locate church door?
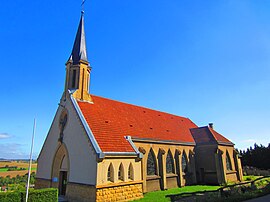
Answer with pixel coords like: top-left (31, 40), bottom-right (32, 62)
top-left (59, 171), bottom-right (67, 196)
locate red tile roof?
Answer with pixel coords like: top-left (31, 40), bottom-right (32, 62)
top-left (77, 95), bottom-right (197, 152)
top-left (209, 127), bottom-right (233, 144)
top-left (190, 126), bottom-right (233, 145)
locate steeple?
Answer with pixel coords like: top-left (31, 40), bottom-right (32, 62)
top-left (65, 11), bottom-right (92, 103)
top-left (69, 12), bottom-right (88, 65)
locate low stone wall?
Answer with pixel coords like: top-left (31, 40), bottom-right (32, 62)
top-left (226, 171), bottom-right (238, 183)
top-left (146, 176), bottom-right (161, 192)
top-left (36, 179), bottom-right (143, 202)
top-left (243, 166), bottom-right (270, 176)
top-left (66, 182), bottom-right (96, 202)
top-left (167, 175), bottom-right (178, 189)
top-left (35, 178), bottom-right (51, 189)
top-left (96, 182), bottom-right (143, 202)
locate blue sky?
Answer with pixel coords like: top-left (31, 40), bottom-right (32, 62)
top-left (0, 0), bottom-right (269, 159)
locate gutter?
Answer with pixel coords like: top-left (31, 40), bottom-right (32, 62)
top-left (131, 137), bottom-right (196, 146)
top-left (125, 136), bottom-right (143, 159)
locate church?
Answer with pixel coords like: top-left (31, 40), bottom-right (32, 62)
top-left (35, 11), bottom-right (243, 202)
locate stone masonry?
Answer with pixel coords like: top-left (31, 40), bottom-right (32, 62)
top-left (96, 183), bottom-right (143, 202)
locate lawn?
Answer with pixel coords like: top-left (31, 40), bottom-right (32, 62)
top-left (133, 185), bottom-right (220, 202)
top-left (243, 175), bottom-right (261, 181)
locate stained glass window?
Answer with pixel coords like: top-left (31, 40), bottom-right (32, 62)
top-left (147, 149), bottom-right (157, 175)
top-left (182, 152), bottom-right (188, 174)
top-left (166, 151), bottom-right (174, 174)
top-left (226, 152), bottom-right (232, 171)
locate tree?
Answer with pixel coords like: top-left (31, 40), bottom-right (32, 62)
top-left (240, 143), bottom-right (270, 170)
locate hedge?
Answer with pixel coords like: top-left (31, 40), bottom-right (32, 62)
top-left (21, 188), bottom-right (58, 202)
top-left (0, 188), bottom-right (58, 202)
top-left (0, 191), bottom-right (20, 202)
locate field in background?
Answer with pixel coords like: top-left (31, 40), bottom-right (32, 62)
top-left (0, 161), bottom-right (37, 177)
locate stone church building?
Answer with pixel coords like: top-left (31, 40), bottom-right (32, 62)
top-left (36, 12), bottom-right (243, 202)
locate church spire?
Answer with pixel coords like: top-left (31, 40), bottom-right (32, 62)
top-left (65, 9), bottom-right (92, 103)
top-left (69, 11), bottom-right (88, 64)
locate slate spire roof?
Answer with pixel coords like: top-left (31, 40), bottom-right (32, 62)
top-left (69, 12), bottom-right (88, 64)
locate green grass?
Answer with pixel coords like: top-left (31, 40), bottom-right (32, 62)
top-left (243, 175), bottom-right (261, 181)
top-left (0, 167), bottom-right (36, 172)
top-left (133, 185), bottom-right (220, 202)
top-left (133, 177), bottom-right (270, 202)
top-left (0, 168), bottom-right (9, 172)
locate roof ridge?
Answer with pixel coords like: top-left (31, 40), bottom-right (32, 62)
top-left (208, 127), bottom-right (217, 141)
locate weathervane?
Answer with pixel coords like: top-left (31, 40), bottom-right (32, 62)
top-left (81, 0), bottom-right (86, 14)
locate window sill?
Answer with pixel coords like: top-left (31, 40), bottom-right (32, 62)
top-left (226, 170), bottom-right (237, 174)
top-left (146, 175), bottom-right (161, 180)
top-left (166, 173), bottom-right (178, 178)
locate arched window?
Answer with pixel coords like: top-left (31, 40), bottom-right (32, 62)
top-left (226, 152), bottom-right (232, 171)
top-left (128, 163), bottom-right (134, 180)
top-left (182, 151), bottom-right (188, 174)
top-left (118, 163), bottom-right (124, 181)
top-left (166, 150), bottom-right (175, 174)
top-left (71, 69), bottom-right (77, 88)
top-left (107, 163), bottom-right (114, 182)
top-left (147, 149), bottom-right (157, 175)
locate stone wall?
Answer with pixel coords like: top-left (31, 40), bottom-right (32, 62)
top-left (203, 172), bottom-right (218, 184)
top-left (66, 182), bottom-right (96, 202)
top-left (226, 171), bottom-right (238, 182)
top-left (35, 178), bottom-right (51, 189)
top-left (134, 141), bottom-right (196, 192)
top-left (166, 175), bottom-right (178, 189)
top-left (96, 183), bottom-right (143, 202)
top-left (146, 177), bottom-right (161, 192)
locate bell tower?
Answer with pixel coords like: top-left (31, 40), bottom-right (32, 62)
top-left (65, 11), bottom-right (92, 102)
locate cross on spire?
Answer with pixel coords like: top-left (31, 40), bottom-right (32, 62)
top-left (81, 0), bottom-right (86, 14)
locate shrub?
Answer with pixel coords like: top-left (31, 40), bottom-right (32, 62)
top-left (0, 188), bottom-right (58, 202)
top-left (0, 191), bottom-right (20, 202)
top-left (21, 188), bottom-right (58, 202)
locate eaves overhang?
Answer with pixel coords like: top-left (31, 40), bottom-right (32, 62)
top-left (102, 152), bottom-right (138, 157)
top-left (131, 137), bottom-right (196, 146)
top-left (217, 141), bottom-right (235, 146)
